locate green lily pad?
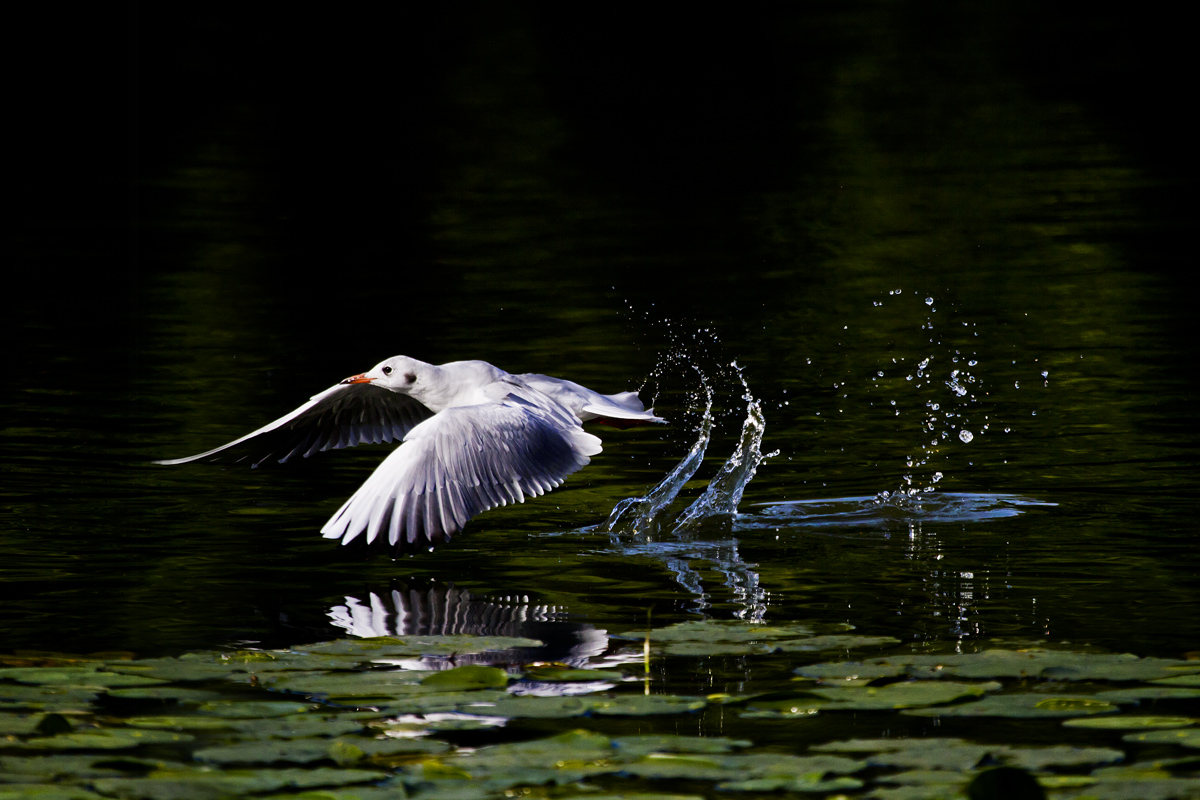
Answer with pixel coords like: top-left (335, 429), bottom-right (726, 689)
top-left (809, 680), bottom-right (993, 709)
top-left (1151, 674), bottom-right (1200, 687)
top-left (194, 740), bottom-right (335, 765)
top-left (1003, 745), bottom-right (1125, 770)
top-left (481, 694), bottom-right (600, 718)
top-left (522, 666), bottom-right (627, 682)
top-left (740, 691), bottom-right (826, 716)
top-left (903, 693), bottom-right (1119, 718)
top-left (775, 634), bottom-right (901, 652)
top-left (813, 737), bottom-right (975, 754)
top-left (0, 784), bottom-right (107, 799)
top-left (104, 661), bottom-right (251, 682)
top-left (104, 687), bottom-right (230, 702)
top-left (1093, 686), bottom-right (1200, 703)
top-left (636, 620), bottom-right (816, 643)
top-left (716, 775), bottom-right (864, 792)
top-left (0, 754), bottom-right (184, 780)
top-left (0, 667), bottom-right (165, 688)
top-left (420, 665), bottom-right (509, 690)
top-left (591, 694), bottom-right (706, 716)
top-left (1122, 728), bottom-right (1200, 748)
top-left (193, 700), bottom-right (318, 718)
top-left (0, 684), bottom-right (100, 710)
top-left (224, 715), bottom-right (369, 740)
top-left (867, 741), bottom-right (1005, 771)
top-left (792, 661), bottom-right (912, 683)
top-left (1063, 715), bottom-right (1195, 730)
top-left (844, 649), bottom-right (1200, 682)
top-left (14, 729), bottom-right (194, 751)
top-left (122, 715), bottom-right (241, 731)
top-left (611, 735), bottom-right (752, 756)
top-left (91, 766), bottom-right (387, 799)
top-left (257, 670), bottom-right (430, 697)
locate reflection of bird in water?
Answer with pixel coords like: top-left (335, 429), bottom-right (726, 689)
top-left (328, 582), bottom-right (609, 668)
top-left (158, 355), bottom-right (663, 552)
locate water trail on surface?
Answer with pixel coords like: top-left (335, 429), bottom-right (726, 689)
top-left (673, 362), bottom-right (776, 531)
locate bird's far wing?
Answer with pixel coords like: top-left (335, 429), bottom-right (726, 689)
top-left (155, 383), bottom-right (436, 467)
top-left (320, 391), bottom-right (603, 552)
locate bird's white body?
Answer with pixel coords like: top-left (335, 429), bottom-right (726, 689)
top-left (157, 356), bottom-right (663, 552)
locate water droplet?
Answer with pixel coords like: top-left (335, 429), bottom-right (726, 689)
top-left (877, 370), bottom-right (884, 377)
top-left (969, 360), bottom-right (977, 366)
top-left (1014, 381), bottom-right (1020, 388)
top-left (959, 430), bottom-right (974, 443)
top-left (925, 297), bottom-right (934, 305)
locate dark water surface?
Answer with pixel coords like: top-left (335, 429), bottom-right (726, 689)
top-left (6, 2), bottom-right (1198, 792)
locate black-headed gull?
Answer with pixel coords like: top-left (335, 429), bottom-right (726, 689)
top-left (157, 356), bottom-right (664, 551)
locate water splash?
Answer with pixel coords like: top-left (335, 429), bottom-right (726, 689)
top-left (673, 363), bottom-right (776, 531)
top-left (601, 371), bottom-right (713, 534)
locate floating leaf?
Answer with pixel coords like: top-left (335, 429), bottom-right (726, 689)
top-left (193, 700), bottom-right (318, 718)
top-left (1063, 715), bottom-right (1195, 730)
top-left (522, 666), bottom-right (627, 682)
top-left (91, 766), bottom-right (386, 799)
top-left (611, 735), bottom-right (751, 756)
top-left (14, 729), bottom-right (194, 751)
top-left (420, 665), bottom-right (509, 690)
top-left (104, 687), bottom-right (229, 702)
top-left (0, 667), bottom-right (161, 688)
top-left (591, 694), bottom-right (706, 716)
top-left (775, 634), bottom-right (901, 652)
top-left (904, 693), bottom-right (1119, 718)
top-left (716, 775), bottom-right (864, 792)
top-left (867, 741), bottom-right (1004, 771)
top-left (1093, 686), bottom-right (1200, 703)
top-left (482, 694), bottom-right (599, 718)
top-left (0, 784), bottom-right (107, 799)
top-left (1151, 674), bottom-right (1200, 687)
top-left (1002, 745), bottom-right (1124, 770)
top-left (809, 680), bottom-right (992, 710)
top-left (1122, 728), bottom-right (1200, 748)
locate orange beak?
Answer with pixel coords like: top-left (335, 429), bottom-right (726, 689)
top-left (340, 372), bottom-right (373, 385)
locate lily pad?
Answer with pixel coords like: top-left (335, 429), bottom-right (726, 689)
top-left (0, 784), bottom-right (107, 799)
top-left (809, 680), bottom-right (993, 710)
top-left (0, 667), bottom-right (165, 688)
top-left (1151, 674), bottom-right (1200, 687)
top-left (1122, 728), bottom-right (1200, 748)
top-left (844, 649), bottom-right (1200, 682)
top-left (13, 729), bottom-right (194, 751)
top-left (590, 694), bottom-right (706, 716)
top-left (481, 694), bottom-right (600, 718)
top-left (193, 700), bottom-right (318, 718)
top-left (522, 666), bottom-right (627, 682)
top-left (104, 687), bottom-right (230, 702)
top-left (1093, 686), bottom-right (1200, 703)
top-left (1003, 745), bottom-right (1125, 770)
top-left (903, 693), bottom-right (1119, 718)
top-left (420, 665), bottom-right (509, 690)
top-left (611, 735), bottom-right (752, 756)
top-left (91, 766), bottom-right (387, 799)
top-left (1063, 715), bottom-right (1195, 730)
top-left (293, 635), bottom-right (543, 658)
top-left (775, 634), bottom-right (901, 652)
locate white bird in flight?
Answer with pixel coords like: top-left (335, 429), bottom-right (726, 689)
top-left (157, 356), bottom-right (664, 552)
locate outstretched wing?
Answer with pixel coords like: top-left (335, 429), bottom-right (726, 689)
top-left (155, 383), bottom-right (435, 467)
top-left (320, 389), bottom-right (603, 552)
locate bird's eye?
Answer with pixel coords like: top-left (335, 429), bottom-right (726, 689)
top-left (381, 366), bottom-right (393, 375)
top-left (405, 372), bottom-right (417, 383)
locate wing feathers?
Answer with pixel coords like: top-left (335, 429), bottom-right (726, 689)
top-left (155, 383), bottom-right (435, 467)
top-left (321, 392), bottom-right (599, 553)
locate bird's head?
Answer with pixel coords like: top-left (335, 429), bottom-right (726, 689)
top-left (341, 355), bottom-right (427, 393)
